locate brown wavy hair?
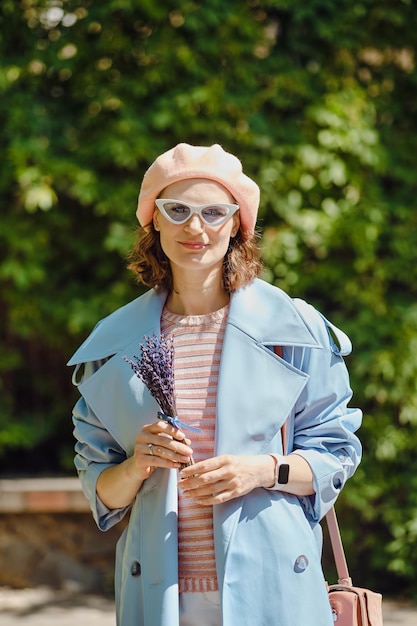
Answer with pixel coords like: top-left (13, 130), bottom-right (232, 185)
top-left (127, 224), bottom-right (264, 293)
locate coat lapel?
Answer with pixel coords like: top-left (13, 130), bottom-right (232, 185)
top-left (215, 279), bottom-right (319, 456)
top-left (68, 288), bottom-right (168, 454)
top-left (215, 323), bottom-right (309, 455)
top-left (67, 288), bottom-right (167, 366)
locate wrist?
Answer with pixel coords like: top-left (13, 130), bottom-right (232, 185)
top-left (263, 454), bottom-right (277, 488)
top-left (125, 455), bottom-right (148, 485)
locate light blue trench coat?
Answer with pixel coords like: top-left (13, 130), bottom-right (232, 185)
top-left (68, 278), bottom-right (362, 626)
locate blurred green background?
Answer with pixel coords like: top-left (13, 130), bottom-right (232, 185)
top-left (1, 0), bottom-right (417, 599)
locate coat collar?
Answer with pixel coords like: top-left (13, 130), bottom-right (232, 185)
top-left (67, 279), bottom-right (320, 366)
top-left (67, 288), bottom-right (167, 365)
top-left (228, 278), bottom-right (320, 348)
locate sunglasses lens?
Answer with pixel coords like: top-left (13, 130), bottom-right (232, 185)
top-left (162, 202), bottom-right (191, 223)
top-left (201, 206), bottom-right (231, 224)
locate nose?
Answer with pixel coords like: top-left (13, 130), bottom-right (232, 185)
top-left (184, 213), bottom-right (204, 232)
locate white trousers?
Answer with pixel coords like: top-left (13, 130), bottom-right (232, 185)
top-left (179, 591), bottom-right (222, 626)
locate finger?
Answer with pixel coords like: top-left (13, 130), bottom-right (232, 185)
top-left (150, 443), bottom-right (192, 465)
top-left (179, 470), bottom-right (228, 495)
top-left (194, 490), bottom-right (236, 505)
top-left (154, 419), bottom-right (189, 442)
top-left (143, 439), bottom-right (193, 464)
top-left (182, 453), bottom-right (235, 476)
top-left (136, 429), bottom-right (193, 457)
top-left (181, 482), bottom-right (237, 505)
top-left (154, 436), bottom-right (193, 459)
top-left (138, 445), bottom-right (182, 471)
top-left (142, 421), bottom-right (191, 444)
top-left (156, 418), bottom-right (190, 442)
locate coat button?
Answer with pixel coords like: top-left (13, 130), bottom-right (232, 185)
top-left (294, 554), bottom-right (309, 573)
top-left (131, 561), bottom-right (141, 577)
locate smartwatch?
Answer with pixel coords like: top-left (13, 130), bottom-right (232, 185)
top-left (277, 462), bottom-right (290, 485)
top-left (267, 454), bottom-right (290, 489)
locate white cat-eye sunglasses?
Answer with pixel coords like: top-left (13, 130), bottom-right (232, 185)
top-left (155, 199), bottom-right (239, 226)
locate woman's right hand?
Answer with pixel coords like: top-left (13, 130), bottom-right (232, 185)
top-left (128, 419), bottom-right (193, 482)
top-left (96, 418), bottom-right (193, 510)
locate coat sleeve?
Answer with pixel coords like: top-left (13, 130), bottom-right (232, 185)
top-left (290, 301), bottom-right (362, 523)
top-left (72, 360), bottom-right (132, 531)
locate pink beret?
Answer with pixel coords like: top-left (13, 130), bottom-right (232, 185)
top-left (136, 143), bottom-right (260, 237)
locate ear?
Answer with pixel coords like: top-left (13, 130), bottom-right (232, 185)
top-left (153, 210), bottom-right (160, 231)
top-left (231, 212), bottom-right (240, 238)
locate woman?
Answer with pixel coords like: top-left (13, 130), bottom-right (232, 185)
top-left (69, 143), bottom-right (362, 626)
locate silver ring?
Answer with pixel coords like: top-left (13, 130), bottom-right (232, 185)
top-left (148, 443), bottom-right (155, 456)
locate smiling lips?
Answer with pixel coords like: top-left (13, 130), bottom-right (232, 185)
top-left (179, 241), bottom-right (208, 250)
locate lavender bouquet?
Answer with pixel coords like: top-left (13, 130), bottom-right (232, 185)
top-left (124, 333), bottom-right (200, 468)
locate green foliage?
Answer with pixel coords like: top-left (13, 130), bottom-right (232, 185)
top-left (1, 0), bottom-right (417, 597)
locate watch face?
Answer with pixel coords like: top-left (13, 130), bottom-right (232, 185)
top-left (278, 463), bottom-right (290, 484)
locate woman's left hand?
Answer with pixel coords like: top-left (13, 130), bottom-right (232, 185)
top-left (178, 454), bottom-right (275, 505)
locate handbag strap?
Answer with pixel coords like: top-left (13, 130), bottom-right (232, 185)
top-left (274, 345), bottom-right (352, 586)
top-left (325, 505), bottom-right (352, 585)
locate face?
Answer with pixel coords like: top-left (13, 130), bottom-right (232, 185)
top-left (153, 179), bottom-right (240, 281)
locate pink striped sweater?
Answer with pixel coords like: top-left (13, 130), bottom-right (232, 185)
top-left (161, 304), bottom-right (229, 593)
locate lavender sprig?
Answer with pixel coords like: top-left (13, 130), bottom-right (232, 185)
top-left (124, 333), bottom-right (176, 417)
top-left (124, 333), bottom-right (200, 468)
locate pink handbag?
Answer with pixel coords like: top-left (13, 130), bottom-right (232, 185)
top-left (326, 506), bottom-right (383, 625)
top-left (275, 347), bottom-right (383, 625)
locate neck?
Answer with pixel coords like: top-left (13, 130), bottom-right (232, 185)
top-left (166, 270), bottom-right (229, 316)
